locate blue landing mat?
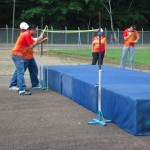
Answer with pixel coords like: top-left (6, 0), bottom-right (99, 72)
top-left (42, 65), bottom-right (150, 136)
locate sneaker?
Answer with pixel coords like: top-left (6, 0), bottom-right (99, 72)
top-left (9, 86), bottom-right (19, 91)
top-left (32, 84), bottom-right (46, 90)
top-left (19, 90), bottom-right (32, 95)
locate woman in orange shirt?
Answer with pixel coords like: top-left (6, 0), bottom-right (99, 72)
top-left (91, 28), bottom-right (107, 65)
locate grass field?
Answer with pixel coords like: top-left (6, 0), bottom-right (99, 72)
top-left (49, 48), bottom-right (150, 66)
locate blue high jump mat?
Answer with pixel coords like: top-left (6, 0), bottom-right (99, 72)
top-left (42, 65), bottom-right (150, 136)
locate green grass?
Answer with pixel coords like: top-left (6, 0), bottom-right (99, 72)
top-left (50, 49), bottom-right (91, 57)
top-left (107, 49), bottom-right (150, 65)
top-left (49, 49), bottom-right (150, 66)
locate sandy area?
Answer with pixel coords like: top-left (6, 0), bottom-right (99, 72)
top-left (0, 49), bottom-right (87, 76)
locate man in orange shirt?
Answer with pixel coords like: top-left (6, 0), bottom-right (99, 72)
top-left (23, 26), bottom-right (46, 90)
top-left (91, 28), bottom-right (107, 65)
top-left (9, 23), bottom-right (47, 95)
top-left (120, 25), bottom-right (140, 70)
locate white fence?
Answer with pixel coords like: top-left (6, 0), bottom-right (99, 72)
top-left (0, 27), bottom-right (150, 45)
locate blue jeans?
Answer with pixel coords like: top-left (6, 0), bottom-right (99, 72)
top-left (9, 55), bottom-right (26, 91)
top-left (120, 46), bottom-right (135, 70)
top-left (24, 58), bottom-right (39, 87)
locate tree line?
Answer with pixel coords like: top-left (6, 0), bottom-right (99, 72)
top-left (0, 0), bottom-right (150, 31)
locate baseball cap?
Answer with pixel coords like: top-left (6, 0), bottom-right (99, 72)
top-left (20, 22), bottom-right (29, 30)
top-left (131, 25), bottom-right (136, 30)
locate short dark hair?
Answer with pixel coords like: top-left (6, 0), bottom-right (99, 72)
top-left (28, 24), bottom-right (37, 30)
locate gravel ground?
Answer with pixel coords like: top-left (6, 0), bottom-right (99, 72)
top-left (0, 44), bottom-right (150, 150)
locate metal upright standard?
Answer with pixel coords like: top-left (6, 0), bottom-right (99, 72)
top-left (33, 25), bottom-right (48, 90)
top-left (88, 12), bottom-right (111, 126)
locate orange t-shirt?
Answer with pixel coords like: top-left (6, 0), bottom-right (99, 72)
top-left (22, 47), bottom-right (34, 59)
top-left (92, 36), bottom-right (107, 52)
top-left (11, 30), bottom-right (34, 59)
top-left (123, 29), bottom-right (140, 46)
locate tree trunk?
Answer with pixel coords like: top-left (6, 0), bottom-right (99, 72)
top-left (108, 0), bottom-right (117, 43)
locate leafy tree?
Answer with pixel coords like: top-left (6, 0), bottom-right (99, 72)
top-left (0, 0), bottom-right (150, 30)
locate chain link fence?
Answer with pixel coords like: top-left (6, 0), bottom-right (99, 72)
top-left (0, 27), bottom-right (150, 46)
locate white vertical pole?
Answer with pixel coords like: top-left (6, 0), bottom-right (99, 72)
top-left (78, 27), bottom-right (81, 45)
top-left (51, 26), bottom-right (53, 45)
top-left (65, 27), bottom-right (67, 45)
top-left (142, 28), bottom-right (143, 46)
top-left (37, 26), bottom-right (39, 52)
top-left (6, 25), bottom-right (8, 44)
top-left (40, 17), bottom-right (44, 86)
top-left (88, 12), bottom-right (111, 126)
top-left (117, 28), bottom-right (119, 45)
top-left (104, 28), bottom-right (107, 40)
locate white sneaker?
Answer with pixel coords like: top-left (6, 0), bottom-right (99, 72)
top-left (19, 90), bottom-right (32, 95)
top-left (32, 84), bottom-right (46, 90)
top-left (9, 86), bottom-right (19, 91)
